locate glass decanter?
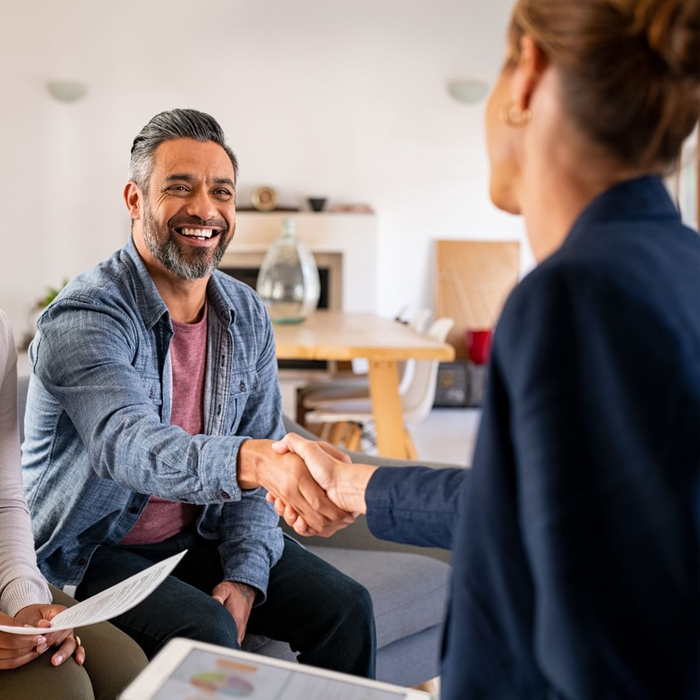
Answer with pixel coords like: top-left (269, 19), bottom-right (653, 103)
top-left (256, 218), bottom-right (321, 324)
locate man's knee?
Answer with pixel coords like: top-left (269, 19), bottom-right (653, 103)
top-left (347, 579), bottom-right (374, 618)
top-left (327, 576), bottom-right (375, 633)
top-left (294, 575), bottom-right (376, 676)
top-left (174, 595), bottom-right (239, 649)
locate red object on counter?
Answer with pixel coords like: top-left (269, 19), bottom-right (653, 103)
top-left (465, 329), bottom-right (493, 365)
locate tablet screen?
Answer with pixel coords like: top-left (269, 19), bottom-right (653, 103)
top-left (153, 648), bottom-right (407, 700)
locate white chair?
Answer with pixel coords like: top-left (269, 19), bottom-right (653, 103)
top-left (305, 317), bottom-right (455, 456)
top-left (296, 309), bottom-right (432, 422)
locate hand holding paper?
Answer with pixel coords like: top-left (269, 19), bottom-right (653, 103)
top-left (13, 603), bottom-right (84, 667)
top-left (0, 612), bottom-right (49, 670)
top-left (0, 550), bottom-right (187, 636)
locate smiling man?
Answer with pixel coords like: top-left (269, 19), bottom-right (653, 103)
top-left (21, 109), bottom-right (375, 677)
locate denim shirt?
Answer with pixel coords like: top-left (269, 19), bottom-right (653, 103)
top-left (22, 238), bottom-right (285, 598)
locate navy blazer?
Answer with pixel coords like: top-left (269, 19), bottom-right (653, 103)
top-left (366, 177), bottom-right (700, 699)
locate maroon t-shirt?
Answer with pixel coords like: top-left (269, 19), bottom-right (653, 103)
top-left (121, 305), bottom-right (208, 545)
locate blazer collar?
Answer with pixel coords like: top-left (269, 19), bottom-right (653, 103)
top-left (566, 176), bottom-right (681, 244)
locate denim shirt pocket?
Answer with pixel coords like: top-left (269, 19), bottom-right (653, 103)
top-left (228, 368), bottom-right (260, 433)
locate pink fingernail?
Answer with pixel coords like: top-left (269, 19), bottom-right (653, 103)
top-left (53, 654), bottom-right (64, 665)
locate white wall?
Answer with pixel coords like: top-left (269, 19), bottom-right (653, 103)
top-left (0, 0), bottom-right (528, 342)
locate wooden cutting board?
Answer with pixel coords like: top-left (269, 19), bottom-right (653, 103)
top-left (435, 240), bottom-right (520, 358)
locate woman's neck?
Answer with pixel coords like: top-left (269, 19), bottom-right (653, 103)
top-left (520, 142), bottom-right (646, 262)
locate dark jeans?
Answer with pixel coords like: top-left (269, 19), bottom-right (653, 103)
top-left (76, 531), bottom-right (376, 679)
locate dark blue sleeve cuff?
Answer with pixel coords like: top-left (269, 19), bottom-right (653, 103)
top-left (366, 466), bottom-right (468, 550)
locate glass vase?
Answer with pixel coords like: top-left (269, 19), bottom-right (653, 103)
top-left (256, 218), bottom-right (321, 324)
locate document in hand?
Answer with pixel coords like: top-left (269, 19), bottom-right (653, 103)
top-left (0, 550), bottom-right (187, 635)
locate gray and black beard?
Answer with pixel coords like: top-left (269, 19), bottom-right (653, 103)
top-left (142, 204), bottom-right (232, 280)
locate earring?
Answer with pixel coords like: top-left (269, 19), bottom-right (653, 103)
top-left (499, 101), bottom-right (532, 127)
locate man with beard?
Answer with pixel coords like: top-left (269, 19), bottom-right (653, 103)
top-left (21, 109), bottom-right (376, 677)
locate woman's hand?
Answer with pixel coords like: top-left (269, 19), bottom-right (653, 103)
top-left (13, 604), bottom-right (85, 667)
top-left (0, 612), bottom-right (48, 670)
top-left (268, 434), bottom-right (374, 528)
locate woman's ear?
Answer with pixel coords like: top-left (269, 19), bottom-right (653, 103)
top-left (511, 34), bottom-right (549, 113)
top-left (123, 181), bottom-right (143, 220)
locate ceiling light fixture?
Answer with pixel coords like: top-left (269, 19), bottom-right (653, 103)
top-left (447, 80), bottom-right (490, 105)
top-left (46, 80), bottom-right (88, 103)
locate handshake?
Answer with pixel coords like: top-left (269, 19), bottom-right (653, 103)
top-left (238, 434), bottom-right (377, 537)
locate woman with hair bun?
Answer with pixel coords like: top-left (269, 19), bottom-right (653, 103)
top-left (271, 0), bottom-right (700, 697)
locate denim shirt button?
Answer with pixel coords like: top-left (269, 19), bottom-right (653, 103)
top-left (78, 558), bottom-right (87, 566)
top-left (128, 506), bottom-right (139, 514)
top-left (239, 382), bottom-right (246, 392)
top-left (221, 491), bottom-right (231, 500)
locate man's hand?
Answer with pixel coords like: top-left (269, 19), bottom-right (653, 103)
top-left (237, 439), bottom-right (356, 535)
top-left (266, 434), bottom-right (377, 536)
top-left (13, 604), bottom-right (85, 667)
top-left (211, 582), bottom-right (257, 646)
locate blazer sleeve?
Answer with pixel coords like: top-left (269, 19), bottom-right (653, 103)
top-left (365, 466), bottom-right (469, 549)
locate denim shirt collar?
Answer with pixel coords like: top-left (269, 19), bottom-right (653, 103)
top-left (121, 236), bottom-right (237, 330)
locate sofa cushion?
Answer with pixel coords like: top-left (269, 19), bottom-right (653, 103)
top-left (307, 546), bottom-right (450, 649)
top-left (236, 544), bottom-right (452, 659)
top-left (255, 545), bottom-right (450, 681)
top-left (376, 624), bottom-right (443, 687)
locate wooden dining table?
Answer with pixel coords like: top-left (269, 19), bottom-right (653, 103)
top-left (273, 310), bottom-right (455, 459)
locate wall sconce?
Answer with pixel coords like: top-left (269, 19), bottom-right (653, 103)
top-left (46, 80), bottom-right (88, 103)
top-left (447, 80), bottom-right (490, 105)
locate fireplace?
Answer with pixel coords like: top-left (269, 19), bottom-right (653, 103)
top-left (219, 251), bottom-right (343, 370)
top-left (221, 267), bottom-right (332, 311)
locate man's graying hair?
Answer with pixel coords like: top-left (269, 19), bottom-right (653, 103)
top-left (128, 109), bottom-right (239, 191)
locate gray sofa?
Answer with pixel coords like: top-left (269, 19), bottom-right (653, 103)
top-left (17, 377), bottom-right (455, 687)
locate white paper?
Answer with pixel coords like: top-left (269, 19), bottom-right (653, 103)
top-left (0, 550), bottom-right (187, 635)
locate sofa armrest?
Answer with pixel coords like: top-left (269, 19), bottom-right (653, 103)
top-left (281, 415), bottom-right (461, 563)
